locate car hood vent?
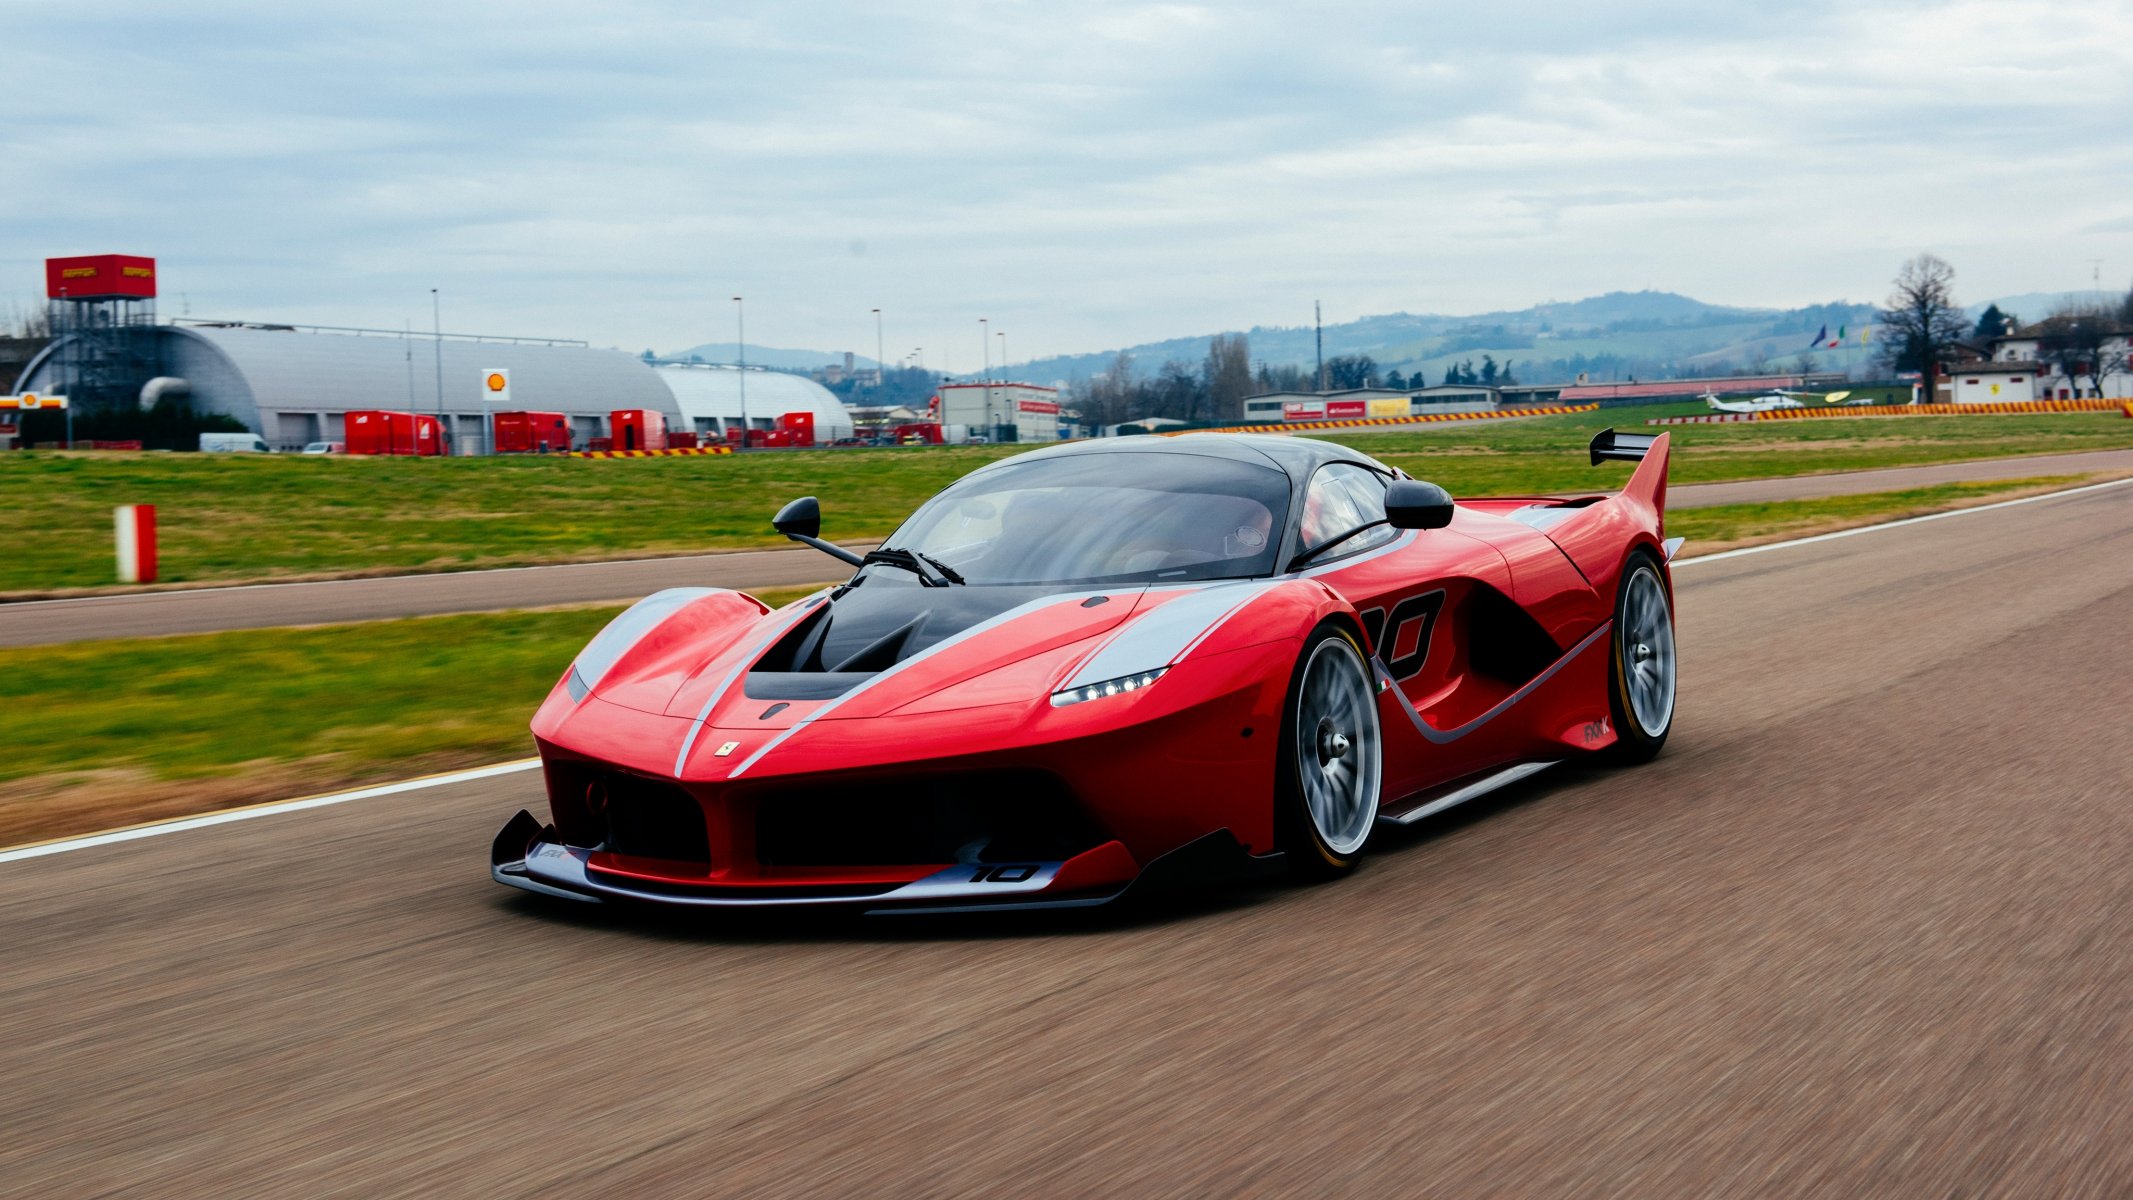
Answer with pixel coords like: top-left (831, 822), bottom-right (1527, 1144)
top-left (743, 583), bottom-right (1070, 700)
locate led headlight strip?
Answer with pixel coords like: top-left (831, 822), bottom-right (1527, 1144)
top-left (1051, 667), bottom-right (1168, 706)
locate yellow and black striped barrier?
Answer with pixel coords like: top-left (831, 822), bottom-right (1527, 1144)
top-left (1648, 397), bottom-right (2128, 426)
top-left (569, 445), bottom-right (736, 459)
top-left (1174, 404), bottom-right (1600, 437)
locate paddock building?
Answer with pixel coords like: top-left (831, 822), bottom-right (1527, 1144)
top-left (14, 321), bottom-right (853, 451)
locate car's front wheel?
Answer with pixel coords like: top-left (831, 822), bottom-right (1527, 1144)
top-left (1278, 624), bottom-right (1383, 876)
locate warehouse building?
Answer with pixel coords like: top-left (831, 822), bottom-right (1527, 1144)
top-left (654, 362), bottom-right (854, 442)
top-left (16, 323), bottom-right (853, 451)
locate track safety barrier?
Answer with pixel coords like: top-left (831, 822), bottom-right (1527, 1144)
top-left (115, 504), bottom-right (157, 584)
top-left (568, 446), bottom-right (737, 459)
top-left (1647, 398), bottom-right (2129, 426)
top-left (1175, 404), bottom-right (1600, 437)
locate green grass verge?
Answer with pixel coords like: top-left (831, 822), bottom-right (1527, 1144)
top-left (6, 402), bottom-right (2131, 593)
top-left (1666, 475), bottom-right (2090, 549)
top-left (3, 474), bottom-right (2104, 848)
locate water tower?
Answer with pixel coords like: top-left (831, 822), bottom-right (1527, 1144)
top-left (45, 255), bottom-right (160, 413)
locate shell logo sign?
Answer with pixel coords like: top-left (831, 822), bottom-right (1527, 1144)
top-left (1, 392), bottom-right (70, 410)
top-left (482, 369), bottom-right (510, 405)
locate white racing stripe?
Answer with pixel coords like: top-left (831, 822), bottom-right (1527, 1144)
top-left (6, 474), bottom-right (2128, 865)
top-left (0, 760), bottom-right (540, 865)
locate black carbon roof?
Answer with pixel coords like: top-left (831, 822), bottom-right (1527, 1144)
top-left (988, 432), bottom-right (1391, 482)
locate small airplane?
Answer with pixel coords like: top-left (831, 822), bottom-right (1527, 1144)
top-left (1701, 388), bottom-right (1869, 414)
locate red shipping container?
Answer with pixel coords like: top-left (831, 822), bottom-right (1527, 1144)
top-left (610, 409), bottom-right (667, 452)
top-left (777, 411), bottom-right (816, 448)
top-left (665, 431), bottom-right (698, 450)
top-left (493, 410), bottom-right (571, 454)
top-left (346, 410), bottom-right (446, 456)
top-left (587, 436), bottom-right (613, 452)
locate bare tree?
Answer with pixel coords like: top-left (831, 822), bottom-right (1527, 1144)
top-left (1876, 254), bottom-right (1968, 394)
top-left (2032, 303), bottom-right (2119, 397)
top-left (1202, 333), bottom-right (1252, 421)
top-left (1069, 351), bottom-right (1137, 429)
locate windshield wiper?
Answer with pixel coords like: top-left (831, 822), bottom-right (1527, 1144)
top-left (860, 546), bottom-right (962, 587)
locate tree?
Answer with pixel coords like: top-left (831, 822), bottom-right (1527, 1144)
top-left (1069, 351), bottom-right (1137, 429)
top-left (1972, 303), bottom-right (2016, 342)
top-left (1876, 254), bottom-right (1968, 390)
top-left (1323, 354), bottom-right (1377, 389)
top-left (1384, 369), bottom-right (1407, 390)
top-left (2033, 304), bottom-right (2118, 397)
top-left (2120, 283), bottom-right (2133, 325)
top-left (1202, 333), bottom-right (1253, 421)
top-left (1479, 355), bottom-right (1498, 386)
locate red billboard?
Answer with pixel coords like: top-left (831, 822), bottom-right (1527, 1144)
top-left (1326, 400), bottom-right (1367, 419)
top-left (1017, 399), bottom-right (1061, 415)
top-left (1282, 400), bottom-right (1325, 422)
top-left (46, 255), bottom-right (158, 300)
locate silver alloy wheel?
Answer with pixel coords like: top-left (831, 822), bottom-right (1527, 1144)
top-left (1621, 565), bottom-right (1677, 736)
top-left (1293, 636), bottom-right (1382, 856)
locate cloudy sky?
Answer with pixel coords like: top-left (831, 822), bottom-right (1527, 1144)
top-left (6, 1), bottom-right (2130, 368)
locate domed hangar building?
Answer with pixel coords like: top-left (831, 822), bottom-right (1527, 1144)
top-left (16, 319), bottom-right (683, 452)
top-left (653, 362), bottom-right (855, 442)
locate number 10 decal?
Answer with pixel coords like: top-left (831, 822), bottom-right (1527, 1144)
top-left (1357, 590), bottom-right (1445, 683)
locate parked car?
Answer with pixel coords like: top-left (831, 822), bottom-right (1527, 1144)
top-left (301, 441), bottom-right (346, 455)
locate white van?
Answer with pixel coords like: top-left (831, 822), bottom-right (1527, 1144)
top-left (199, 433), bottom-right (271, 453)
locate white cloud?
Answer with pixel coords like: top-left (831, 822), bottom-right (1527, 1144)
top-left (2, 0), bottom-right (2128, 366)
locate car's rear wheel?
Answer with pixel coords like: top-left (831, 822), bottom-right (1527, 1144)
top-left (1278, 624), bottom-right (1383, 876)
top-left (1604, 550), bottom-right (1676, 762)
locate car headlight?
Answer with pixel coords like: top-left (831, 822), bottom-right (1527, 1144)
top-left (1051, 667), bottom-right (1168, 707)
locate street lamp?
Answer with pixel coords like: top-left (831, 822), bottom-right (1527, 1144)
top-left (734, 296), bottom-right (748, 449)
top-left (979, 317), bottom-right (991, 435)
top-left (431, 288), bottom-right (446, 454)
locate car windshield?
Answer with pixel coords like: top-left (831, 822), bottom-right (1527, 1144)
top-left (882, 451), bottom-right (1291, 586)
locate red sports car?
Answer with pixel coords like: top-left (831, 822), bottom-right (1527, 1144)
top-left (492, 429), bottom-right (1678, 913)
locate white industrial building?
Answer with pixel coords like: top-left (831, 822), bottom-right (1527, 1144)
top-left (1966, 328), bottom-right (2132, 403)
top-left (15, 323), bottom-right (854, 450)
top-left (654, 363), bottom-right (854, 442)
top-left (936, 382), bottom-right (1062, 442)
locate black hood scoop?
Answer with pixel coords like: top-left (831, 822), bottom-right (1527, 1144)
top-left (744, 582), bottom-right (1067, 701)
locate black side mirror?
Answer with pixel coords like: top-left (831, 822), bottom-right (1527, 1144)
top-left (772, 495), bottom-right (864, 567)
top-left (773, 495), bottom-right (822, 540)
top-left (1385, 480), bottom-right (1454, 530)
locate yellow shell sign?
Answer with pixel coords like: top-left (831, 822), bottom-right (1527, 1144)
top-left (481, 369), bottom-right (510, 404)
top-left (485, 373), bottom-right (507, 392)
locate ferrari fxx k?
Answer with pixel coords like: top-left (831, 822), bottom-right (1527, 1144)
top-left (493, 429), bottom-right (1678, 913)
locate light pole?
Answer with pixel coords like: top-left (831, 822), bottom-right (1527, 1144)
top-left (431, 289), bottom-right (446, 454)
top-left (979, 317), bottom-right (991, 436)
top-left (872, 308), bottom-right (884, 389)
top-left (734, 296), bottom-right (748, 449)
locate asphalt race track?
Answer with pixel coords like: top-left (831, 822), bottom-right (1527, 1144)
top-left (4, 481), bottom-right (2132, 1195)
top-left (7, 447), bottom-right (2131, 647)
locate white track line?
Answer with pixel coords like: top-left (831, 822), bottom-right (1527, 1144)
top-left (1672, 474), bottom-right (2133, 568)
top-left (0, 760), bottom-right (539, 865)
top-left (6, 474), bottom-right (2129, 865)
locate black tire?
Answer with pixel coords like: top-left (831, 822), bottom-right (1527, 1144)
top-left (1603, 549), bottom-right (1676, 763)
top-left (1276, 622), bottom-right (1383, 877)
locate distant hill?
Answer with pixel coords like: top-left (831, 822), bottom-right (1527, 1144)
top-left (1004, 291), bottom-right (1884, 388)
top-left (664, 342), bottom-right (879, 372)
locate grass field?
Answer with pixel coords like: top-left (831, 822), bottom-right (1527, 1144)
top-left (2, 473), bottom-right (2111, 849)
top-left (5, 401), bottom-right (2132, 594)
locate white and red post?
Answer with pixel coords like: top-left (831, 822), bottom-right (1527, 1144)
top-left (115, 504), bottom-right (158, 584)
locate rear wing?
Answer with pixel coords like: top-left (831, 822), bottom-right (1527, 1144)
top-left (1589, 428), bottom-right (1657, 465)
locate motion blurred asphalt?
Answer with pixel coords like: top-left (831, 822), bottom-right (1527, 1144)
top-left (3, 479), bottom-right (2130, 1194)
top-left (6, 448), bottom-right (2131, 646)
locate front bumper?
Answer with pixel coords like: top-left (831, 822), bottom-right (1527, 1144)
top-left (490, 809), bottom-right (1282, 915)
